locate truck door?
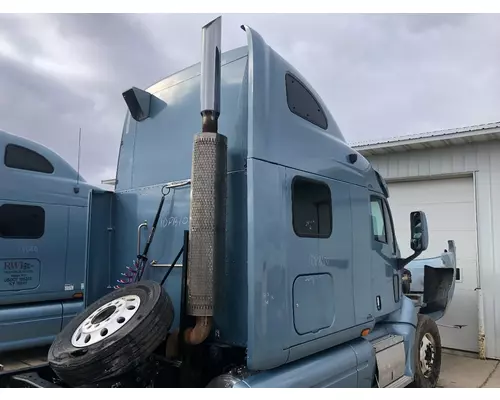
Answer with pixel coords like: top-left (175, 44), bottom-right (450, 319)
top-left (285, 172), bottom-right (355, 348)
top-left (369, 194), bottom-right (401, 319)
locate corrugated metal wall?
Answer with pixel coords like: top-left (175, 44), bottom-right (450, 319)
top-left (365, 140), bottom-right (500, 360)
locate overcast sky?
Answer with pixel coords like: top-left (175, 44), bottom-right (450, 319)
top-left (0, 13), bottom-right (499, 185)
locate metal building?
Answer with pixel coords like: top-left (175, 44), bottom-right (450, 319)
top-left (352, 121), bottom-right (500, 360)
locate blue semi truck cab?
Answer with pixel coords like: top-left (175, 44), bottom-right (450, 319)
top-left (0, 130), bottom-right (97, 355)
top-left (1, 17), bottom-right (456, 388)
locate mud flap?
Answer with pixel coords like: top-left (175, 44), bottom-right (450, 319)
top-left (84, 190), bottom-right (115, 307)
top-left (406, 240), bottom-right (456, 321)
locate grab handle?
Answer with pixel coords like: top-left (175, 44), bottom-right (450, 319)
top-left (137, 221), bottom-right (148, 254)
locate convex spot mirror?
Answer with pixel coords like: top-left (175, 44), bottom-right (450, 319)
top-left (410, 211), bottom-right (428, 253)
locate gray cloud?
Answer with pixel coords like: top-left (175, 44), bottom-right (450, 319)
top-left (0, 13), bottom-right (499, 185)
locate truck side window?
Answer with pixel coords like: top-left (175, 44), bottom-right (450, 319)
top-left (285, 73), bottom-right (328, 130)
top-left (370, 197), bottom-right (387, 243)
top-left (4, 143), bottom-right (54, 174)
top-left (292, 176), bottom-right (332, 238)
top-left (0, 204), bottom-right (45, 239)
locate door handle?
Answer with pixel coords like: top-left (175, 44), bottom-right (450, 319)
top-left (137, 221), bottom-right (148, 254)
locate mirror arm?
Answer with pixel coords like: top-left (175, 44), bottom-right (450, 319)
top-left (397, 250), bottom-right (422, 270)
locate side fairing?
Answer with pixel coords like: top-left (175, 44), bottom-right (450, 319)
top-left (84, 189), bottom-right (115, 307)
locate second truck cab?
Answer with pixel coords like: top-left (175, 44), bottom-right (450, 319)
top-left (0, 130), bottom-right (96, 354)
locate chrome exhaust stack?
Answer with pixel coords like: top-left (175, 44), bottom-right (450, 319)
top-left (184, 16), bottom-right (227, 345)
top-left (200, 16), bottom-right (222, 134)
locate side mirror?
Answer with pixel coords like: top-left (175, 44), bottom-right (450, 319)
top-left (410, 211), bottom-right (428, 253)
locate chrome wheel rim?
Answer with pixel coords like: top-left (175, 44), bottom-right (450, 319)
top-left (419, 332), bottom-right (436, 377)
top-left (71, 295), bottom-right (141, 348)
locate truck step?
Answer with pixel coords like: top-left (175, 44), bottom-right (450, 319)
top-left (385, 375), bottom-right (413, 388)
top-left (7, 372), bottom-right (61, 388)
top-left (0, 346), bottom-right (49, 376)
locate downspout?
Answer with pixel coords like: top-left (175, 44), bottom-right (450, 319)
top-left (473, 171), bottom-right (486, 360)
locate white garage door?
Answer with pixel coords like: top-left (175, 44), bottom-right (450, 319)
top-left (388, 176), bottom-right (479, 353)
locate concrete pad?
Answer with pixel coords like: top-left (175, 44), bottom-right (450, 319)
top-left (438, 353), bottom-right (499, 388)
top-left (483, 363), bottom-right (500, 388)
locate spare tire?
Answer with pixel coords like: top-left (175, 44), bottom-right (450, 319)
top-left (48, 280), bottom-right (174, 387)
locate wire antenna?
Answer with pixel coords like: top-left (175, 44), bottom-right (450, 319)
top-left (74, 127), bottom-right (82, 194)
top-left (77, 128), bottom-right (82, 185)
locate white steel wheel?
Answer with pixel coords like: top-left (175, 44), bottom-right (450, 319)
top-left (71, 295), bottom-right (141, 347)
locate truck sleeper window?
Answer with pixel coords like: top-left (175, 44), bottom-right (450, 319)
top-left (4, 144), bottom-right (55, 174)
top-left (0, 204), bottom-right (45, 239)
top-left (292, 176), bottom-right (332, 238)
top-left (285, 73), bottom-right (328, 130)
top-left (370, 197), bottom-right (387, 243)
